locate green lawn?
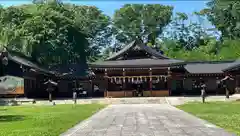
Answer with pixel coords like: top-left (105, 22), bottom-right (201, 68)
top-left (178, 102), bottom-right (240, 136)
top-left (0, 104), bottom-right (105, 136)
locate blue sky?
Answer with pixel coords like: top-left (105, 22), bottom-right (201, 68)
top-left (1, 0), bottom-right (208, 16)
top-left (0, 0), bottom-right (211, 27)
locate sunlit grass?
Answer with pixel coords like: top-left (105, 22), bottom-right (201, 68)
top-left (178, 102), bottom-right (240, 135)
top-left (0, 104), bottom-right (105, 136)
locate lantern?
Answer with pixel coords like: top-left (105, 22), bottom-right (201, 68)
top-left (110, 78), bottom-right (113, 83)
top-left (2, 56), bottom-right (8, 66)
top-left (140, 77), bottom-right (143, 82)
top-left (144, 77), bottom-right (147, 82)
top-left (44, 79), bottom-right (58, 102)
top-left (157, 76), bottom-right (160, 83)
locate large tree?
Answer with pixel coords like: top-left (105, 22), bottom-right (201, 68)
top-left (203, 0), bottom-right (240, 39)
top-left (166, 12), bottom-right (208, 50)
top-left (0, 0), bottom-right (111, 68)
top-left (112, 4), bottom-right (173, 48)
top-left (70, 5), bottom-right (111, 61)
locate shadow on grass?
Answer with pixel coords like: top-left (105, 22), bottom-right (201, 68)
top-left (0, 115), bottom-right (25, 122)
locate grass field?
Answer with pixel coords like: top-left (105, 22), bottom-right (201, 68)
top-left (178, 102), bottom-right (240, 136)
top-left (0, 104), bottom-right (105, 136)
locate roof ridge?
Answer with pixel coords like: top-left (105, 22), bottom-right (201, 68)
top-left (184, 60), bottom-right (236, 64)
top-left (105, 39), bottom-right (169, 61)
top-left (105, 40), bottom-right (137, 61)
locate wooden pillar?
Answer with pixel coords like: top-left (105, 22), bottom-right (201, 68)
top-left (149, 68), bottom-right (152, 96)
top-left (167, 67), bottom-right (172, 96)
top-left (104, 69), bottom-right (108, 97)
top-left (89, 80), bottom-right (93, 97)
top-left (236, 75), bottom-right (239, 93)
top-left (123, 68), bottom-right (126, 97)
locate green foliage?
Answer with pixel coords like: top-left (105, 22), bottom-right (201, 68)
top-left (217, 39), bottom-right (240, 60)
top-left (0, 1), bottom-right (240, 63)
top-left (203, 0), bottom-right (240, 39)
top-left (0, 0), bottom-right (111, 67)
top-left (112, 4), bottom-right (173, 47)
top-left (166, 12), bottom-right (209, 50)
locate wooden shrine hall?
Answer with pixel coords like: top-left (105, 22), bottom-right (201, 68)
top-left (90, 39), bottom-right (184, 97)
top-left (90, 39), bottom-right (239, 98)
top-left (0, 40), bottom-right (239, 98)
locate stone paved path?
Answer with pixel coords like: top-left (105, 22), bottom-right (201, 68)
top-left (61, 104), bottom-right (235, 136)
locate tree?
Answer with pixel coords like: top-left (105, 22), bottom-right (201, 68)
top-left (217, 39), bottom-right (240, 60)
top-left (19, 1), bottom-right (89, 68)
top-left (70, 5), bottom-right (111, 62)
top-left (166, 12), bottom-right (208, 50)
top-left (0, 0), bottom-right (111, 68)
top-left (0, 6), bottom-right (28, 52)
top-left (203, 0), bottom-right (240, 39)
top-left (112, 4), bottom-right (173, 48)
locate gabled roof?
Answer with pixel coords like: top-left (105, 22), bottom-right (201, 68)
top-left (1, 49), bottom-right (54, 75)
top-left (105, 39), bottom-right (169, 61)
top-left (90, 39), bottom-right (184, 68)
top-left (8, 53), bottom-right (53, 74)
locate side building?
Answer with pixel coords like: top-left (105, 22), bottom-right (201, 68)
top-left (0, 49), bottom-right (54, 97)
top-left (0, 49), bottom-right (94, 98)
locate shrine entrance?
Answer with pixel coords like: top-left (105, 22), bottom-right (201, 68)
top-left (104, 74), bottom-right (169, 98)
top-left (132, 83), bottom-right (144, 97)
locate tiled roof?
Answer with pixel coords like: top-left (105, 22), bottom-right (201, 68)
top-left (8, 53), bottom-right (53, 74)
top-left (184, 61), bottom-right (236, 74)
top-left (90, 58), bottom-right (183, 68)
top-left (222, 60), bottom-right (240, 72)
top-left (91, 39), bottom-right (184, 68)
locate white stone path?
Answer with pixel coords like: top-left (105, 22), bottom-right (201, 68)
top-left (61, 104), bottom-right (235, 136)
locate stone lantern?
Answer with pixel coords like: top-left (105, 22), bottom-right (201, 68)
top-left (200, 79), bottom-right (206, 103)
top-left (2, 56), bottom-right (8, 66)
top-left (72, 80), bottom-right (78, 104)
top-left (72, 81), bottom-right (84, 104)
top-left (44, 79), bottom-right (58, 102)
top-left (221, 75), bottom-right (234, 99)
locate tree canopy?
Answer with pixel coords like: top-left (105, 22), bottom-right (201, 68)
top-left (0, 0), bottom-right (111, 67)
top-left (112, 4), bottom-right (173, 48)
top-left (0, 0), bottom-right (239, 66)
